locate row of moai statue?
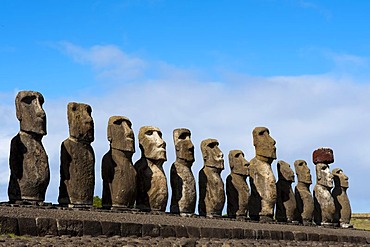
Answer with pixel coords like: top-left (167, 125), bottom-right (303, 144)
top-left (8, 91), bottom-right (352, 228)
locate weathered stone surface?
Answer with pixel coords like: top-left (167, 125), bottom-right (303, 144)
top-left (294, 160), bottom-right (314, 224)
top-left (313, 147), bottom-right (334, 165)
top-left (314, 162), bottom-right (335, 226)
top-left (8, 91), bottom-right (50, 202)
top-left (36, 218), bottom-right (58, 236)
top-left (276, 160), bottom-right (297, 223)
top-left (134, 126), bottom-right (168, 211)
top-left (58, 102), bottom-right (95, 206)
top-left (198, 138), bottom-right (225, 217)
top-left (121, 222), bottom-right (142, 237)
top-left (102, 116), bottom-right (136, 208)
top-left (226, 150), bottom-right (250, 218)
top-left (18, 217), bottom-right (37, 236)
top-left (170, 128), bottom-right (196, 215)
top-left (83, 220), bottom-right (102, 236)
top-left (0, 216), bottom-right (18, 235)
top-left (332, 168), bottom-right (352, 228)
top-left (101, 221), bottom-right (121, 236)
top-left (249, 127), bottom-right (277, 222)
top-left (56, 219), bottom-right (83, 236)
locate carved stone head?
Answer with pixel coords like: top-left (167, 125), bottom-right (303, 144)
top-left (67, 102), bottom-right (94, 143)
top-left (15, 91), bottom-right (46, 135)
top-left (316, 163), bottom-right (333, 189)
top-left (138, 126), bottom-right (166, 161)
top-left (332, 168), bottom-right (349, 188)
top-left (201, 138), bottom-right (224, 170)
top-left (294, 160), bottom-right (312, 184)
top-left (313, 147), bottom-right (334, 165)
top-left (173, 128), bottom-right (194, 163)
top-left (107, 116), bottom-right (135, 152)
top-left (228, 150), bottom-right (249, 176)
top-left (277, 160), bottom-right (295, 182)
top-left (252, 127), bottom-right (276, 160)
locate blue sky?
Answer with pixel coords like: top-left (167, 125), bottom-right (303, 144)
top-left (1, 1), bottom-right (370, 213)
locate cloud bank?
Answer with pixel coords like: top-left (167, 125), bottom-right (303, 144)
top-left (1, 42), bottom-right (370, 213)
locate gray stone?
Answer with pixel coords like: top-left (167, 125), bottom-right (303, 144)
top-left (8, 91), bottom-right (50, 202)
top-left (121, 222), bottom-right (142, 237)
top-left (134, 126), bottom-right (168, 211)
top-left (226, 150), bottom-right (250, 218)
top-left (36, 218), bottom-right (58, 236)
top-left (198, 138), bottom-right (225, 217)
top-left (170, 128), bottom-right (196, 214)
top-left (56, 219), bottom-right (83, 236)
top-left (58, 102), bottom-right (95, 206)
top-left (0, 216), bottom-right (18, 235)
top-left (313, 148), bottom-right (335, 226)
top-left (275, 160), bottom-right (297, 223)
top-left (18, 217), bottom-right (37, 236)
top-left (332, 168), bottom-right (352, 228)
top-left (83, 220), bottom-right (102, 236)
top-left (102, 116), bottom-right (136, 208)
top-left (294, 160), bottom-right (314, 224)
top-left (142, 224), bottom-right (160, 237)
top-left (249, 127), bottom-right (277, 221)
top-left (101, 221), bottom-right (121, 236)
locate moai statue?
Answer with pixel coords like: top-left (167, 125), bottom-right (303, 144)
top-left (8, 91), bottom-right (50, 203)
top-left (313, 148), bottom-right (335, 226)
top-left (198, 138), bottom-right (225, 217)
top-left (294, 160), bottom-right (314, 225)
top-left (226, 150), bottom-right (250, 219)
top-left (249, 127), bottom-right (277, 222)
top-left (58, 102), bottom-right (95, 206)
top-left (134, 126), bottom-right (168, 211)
top-left (332, 168), bottom-right (352, 228)
top-left (170, 128), bottom-right (196, 215)
top-left (275, 160), bottom-right (297, 223)
top-left (102, 116), bottom-right (136, 209)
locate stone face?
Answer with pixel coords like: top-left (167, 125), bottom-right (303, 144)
top-left (102, 116), bottom-right (136, 208)
top-left (332, 168), bottom-right (352, 228)
top-left (293, 160), bottom-right (314, 224)
top-left (226, 150), bottom-right (250, 218)
top-left (134, 126), bottom-right (168, 211)
top-left (170, 128), bottom-right (196, 214)
top-left (313, 163), bottom-right (335, 225)
top-left (313, 148), bottom-right (334, 165)
top-left (275, 160), bottom-right (297, 222)
top-left (8, 91), bottom-right (50, 202)
top-left (249, 127), bottom-right (277, 221)
top-left (58, 102), bottom-right (95, 205)
top-left (198, 138), bottom-right (225, 217)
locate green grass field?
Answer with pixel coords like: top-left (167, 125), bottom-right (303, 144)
top-left (351, 214), bottom-right (370, 230)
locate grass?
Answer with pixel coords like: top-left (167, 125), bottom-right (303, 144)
top-left (351, 213), bottom-right (370, 230)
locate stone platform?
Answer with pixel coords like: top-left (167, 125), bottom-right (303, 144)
top-left (0, 204), bottom-right (369, 246)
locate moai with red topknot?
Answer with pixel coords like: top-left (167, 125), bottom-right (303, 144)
top-left (313, 148), bottom-right (336, 226)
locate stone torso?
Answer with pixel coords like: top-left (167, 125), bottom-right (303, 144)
top-left (249, 157), bottom-right (276, 218)
top-left (294, 182), bottom-right (314, 222)
top-left (332, 187), bottom-right (351, 224)
top-left (8, 132), bottom-right (50, 202)
top-left (102, 150), bottom-right (137, 208)
top-left (135, 158), bottom-right (168, 211)
top-left (226, 173), bottom-right (250, 217)
top-left (276, 180), bottom-right (296, 222)
top-left (58, 138), bottom-right (95, 205)
top-left (198, 167), bottom-right (225, 216)
top-left (170, 162), bottom-right (196, 214)
top-left (313, 184), bottom-right (335, 225)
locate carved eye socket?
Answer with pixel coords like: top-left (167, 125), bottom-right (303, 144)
top-left (178, 132), bottom-right (188, 140)
top-left (258, 131), bottom-right (265, 136)
top-left (235, 153), bottom-right (241, 158)
top-left (21, 96), bottom-right (35, 105)
top-left (208, 142), bottom-right (217, 148)
top-left (113, 119), bottom-right (124, 125)
top-left (158, 131), bottom-right (162, 138)
top-left (145, 130), bottom-right (153, 136)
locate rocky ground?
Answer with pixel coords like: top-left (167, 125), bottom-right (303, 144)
top-left (0, 235), bottom-right (369, 247)
top-left (0, 204), bottom-right (369, 246)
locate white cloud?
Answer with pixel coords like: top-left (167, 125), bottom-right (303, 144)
top-left (1, 43), bottom-right (370, 213)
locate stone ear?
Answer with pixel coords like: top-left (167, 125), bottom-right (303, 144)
top-left (107, 124), bottom-right (113, 143)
